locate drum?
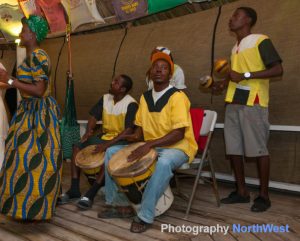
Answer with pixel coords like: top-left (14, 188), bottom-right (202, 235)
top-left (108, 142), bottom-right (174, 216)
top-left (75, 145), bottom-right (105, 175)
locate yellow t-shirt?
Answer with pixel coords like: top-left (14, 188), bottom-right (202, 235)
top-left (90, 94), bottom-right (138, 140)
top-left (225, 34), bottom-right (281, 107)
top-left (135, 88), bottom-right (197, 163)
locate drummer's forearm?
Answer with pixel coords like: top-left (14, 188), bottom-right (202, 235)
top-left (104, 128), bottom-right (134, 147)
top-left (129, 127), bottom-right (143, 141)
top-left (86, 116), bottom-right (97, 134)
top-left (145, 128), bottom-right (185, 148)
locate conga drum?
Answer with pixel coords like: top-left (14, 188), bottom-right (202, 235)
top-left (108, 142), bottom-right (174, 217)
top-left (75, 145), bottom-right (105, 184)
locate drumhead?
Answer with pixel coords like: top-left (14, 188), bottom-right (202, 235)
top-left (75, 145), bottom-right (105, 169)
top-left (108, 142), bottom-right (157, 178)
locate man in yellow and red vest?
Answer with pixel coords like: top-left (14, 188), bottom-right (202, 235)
top-left (214, 7), bottom-right (283, 212)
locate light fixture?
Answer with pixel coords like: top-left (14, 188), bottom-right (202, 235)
top-left (15, 38), bottom-right (20, 45)
top-left (0, 3), bottom-right (23, 42)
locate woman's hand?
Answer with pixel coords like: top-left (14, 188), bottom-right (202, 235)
top-left (0, 69), bottom-right (9, 84)
top-left (0, 82), bottom-right (9, 89)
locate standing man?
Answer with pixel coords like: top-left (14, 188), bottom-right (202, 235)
top-left (214, 7), bottom-right (283, 212)
top-left (98, 51), bottom-right (197, 232)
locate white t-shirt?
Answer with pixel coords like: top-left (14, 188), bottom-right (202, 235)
top-left (146, 64), bottom-right (186, 90)
top-left (152, 85), bottom-right (173, 104)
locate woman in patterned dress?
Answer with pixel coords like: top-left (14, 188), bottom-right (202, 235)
top-left (0, 15), bottom-right (62, 220)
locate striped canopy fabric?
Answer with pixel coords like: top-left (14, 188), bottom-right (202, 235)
top-left (0, 0), bottom-right (194, 41)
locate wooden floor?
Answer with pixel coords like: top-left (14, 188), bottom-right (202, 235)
top-left (0, 162), bottom-right (299, 241)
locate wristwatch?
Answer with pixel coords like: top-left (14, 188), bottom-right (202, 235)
top-left (7, 78), bottom-right (14, 85)
top-left (244, 72), bottom-right (251, 80)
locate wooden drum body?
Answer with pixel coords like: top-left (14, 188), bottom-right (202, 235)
top-left (108, 142), bottom-right (174, 216)
top-left (75, 145), bottom-right (105, 175)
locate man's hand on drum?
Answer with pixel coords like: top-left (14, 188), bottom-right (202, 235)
top-left (93, 143), bottom-right (108, 154)
top-left (127, 143), bottom-right (151, 162)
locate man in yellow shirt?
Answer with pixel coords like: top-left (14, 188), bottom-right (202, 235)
top-left (58, 75), bottom-right (138, 209)
top-left (214, 7), bottom-right (283, 212)
top-left (98, 52), bottom-right (197, 232)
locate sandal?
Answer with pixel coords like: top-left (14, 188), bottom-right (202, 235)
top-left (220, 191), bottom-right (250, 204)
top-left (98, 206), bottom-right (135, 219)
top-left (77, 197), bottom-right (93, 210)
top-left (130, 216), bottom-right (150, 233)
top-left (57, 192), bottom-right (81, 205)
top-left (251, 196), bottom-right (271, 212)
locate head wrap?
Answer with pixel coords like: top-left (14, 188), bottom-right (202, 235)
top-left (23, 15), bottom-right (49, 42)
top-left (151, 52), bottom-right (174, 76)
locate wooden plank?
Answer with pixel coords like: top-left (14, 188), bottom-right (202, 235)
top-left (52, 216), bottom-right (123, 241)
top-left (34, 221), bottom-right (95, 241)
top-left (191, 234), bottom-right (214, 241)
top-left (165, 204), bottom-right (296, 241)
top-left (91, 202), bottom-right (193, 241)
top-left (156, 214), bottom-right (237, 241)
top-left (56, 205), bottom-right (164, 241)
top-left (0, 227), bottom-right (28, 241)
top-left (0, 216), bottom-right (62, 241)
top-left (0, 174), bottom-right (297, 241)
top-left (173, 191), bottom-right (299, 224)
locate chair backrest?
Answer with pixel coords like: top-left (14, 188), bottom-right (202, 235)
top-left (200, 110), bottom-right (217, 136)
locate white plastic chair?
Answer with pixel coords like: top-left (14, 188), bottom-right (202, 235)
top-left (175, 110), bottom-right (220, 219)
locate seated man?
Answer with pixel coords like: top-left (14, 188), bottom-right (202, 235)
top-left (98, 52), bottom-right (197, 233)
top-left (58, 74), bottom-right (138, 209)
top-left (146, 46), bottom-right (186, 90)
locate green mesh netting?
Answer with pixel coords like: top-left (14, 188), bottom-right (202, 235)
top-left (60, 76), bottom-right (80, 159)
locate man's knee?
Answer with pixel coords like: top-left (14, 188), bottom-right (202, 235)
top-left (156, 158), bottom-right (172, 171)
top-left (104, 145), bottom-right (123, 165)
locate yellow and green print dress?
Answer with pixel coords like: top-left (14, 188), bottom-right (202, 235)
top-left (0, 48), bottom-right (62, 220)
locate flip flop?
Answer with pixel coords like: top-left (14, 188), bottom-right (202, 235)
top-left (57, 193), bottom-right (81, 205)
top-left (98, 206), bottom-right (135, 219)
top-left (130, 216), bottom-right (150, 233)
top-left (77, 196), bottom-right (93, 210)
top-left (220, 191), bottom-right (250, 204)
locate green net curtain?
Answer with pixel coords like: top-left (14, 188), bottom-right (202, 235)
top-left (148, 0), bottom-right (187, 14)
top-left (60, 76), bottom-right (80, 159)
